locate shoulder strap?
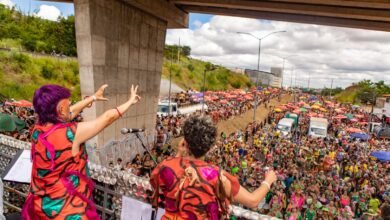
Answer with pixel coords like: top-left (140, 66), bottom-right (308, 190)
top-left (36, 123), bottom-right (75, 171)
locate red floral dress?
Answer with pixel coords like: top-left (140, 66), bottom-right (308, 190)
top-left (22, 123), bottom-right (99, 220)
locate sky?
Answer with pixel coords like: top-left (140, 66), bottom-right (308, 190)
top-left (2, 0), bottom-right (390, 89)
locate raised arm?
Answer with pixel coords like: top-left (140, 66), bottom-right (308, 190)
top-left (69, 84), bottom-right (109, 120)
top-left (73, 85), bottom-right (141, 153)
top-left (222, 170), bottom-right (277, 209)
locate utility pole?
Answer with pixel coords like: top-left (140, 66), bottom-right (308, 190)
top-left (177, 38), bottom-right (181, 64)
top-left (329, 78), bottom-right (334, 98)
top-left (290, 68), bottom-right (294, 88)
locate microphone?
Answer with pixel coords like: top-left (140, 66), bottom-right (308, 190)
top-left (121, 128), bottom-right (144, 134)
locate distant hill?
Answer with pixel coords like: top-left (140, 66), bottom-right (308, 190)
top-left (335, 85), bottom-right (360, 103)
top-left (0, 50), bottom-right (80, 100)
top-left (162, 56), bottom-right (252, 91)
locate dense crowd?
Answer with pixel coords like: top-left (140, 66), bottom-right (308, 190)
top-left (2, 91), bottom-right (388, 219)
top-left (203, 95), bottom-right (389, 219)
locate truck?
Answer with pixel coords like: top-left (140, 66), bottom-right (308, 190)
top-left (277, 118), bottom-right (295, 136)
top-left (285, 113), bottom-right (299, 127)
top-left (308, 117), bottom-right (328, 138)
top-left (157, 101), bottom-right (207, 117)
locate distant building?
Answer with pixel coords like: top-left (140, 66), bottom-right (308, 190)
top-left (227, 67), bottom-right (245, 74)
top-left (245, 67), bottom-right (282, 88)
top-left (374, 94), bottom-right (390, 117)
top-left (271, 67), bottom-right (283, 78)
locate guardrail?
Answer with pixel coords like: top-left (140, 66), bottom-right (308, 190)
top-left (0, 134), bottom-right (277, 220)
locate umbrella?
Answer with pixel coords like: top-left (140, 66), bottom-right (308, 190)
top-left (274, 108), bottom-right (283, 113)
top-left (352, 105), bottom-right (360, 108)
top-left (7, 100), bottom-right (33, 108)
top-left (345, 113), bottom-right (354, 120)
top-left (300, 107), bottom-right (308, 112)
top-left (346, 128), bottom-right (363, 133)
top-left (293, 109), bottom-right (301, 114)
top-left (311, 105), bottom-right (320, 109)
top-left (219, 100), bottom-right (228, 104)
top-left (0, 113), bottom-right (26, 132)
top-left (370, 151), bottom-right (390, 162)
top-left (350, 132), bottom-right (370, 141)
top-left (350, 118), bottom-right (358, 122)
top-left (307, 112), bottom-right (317, 117)
top-left (335, 109), bottom-right (344, 113)
top-left (244, 95), bottom-right (253, 100)
top-left (354, 114), bottom-right (364, 119)
top-left (319, 108), bottom-right (327, 112)
top-left (334, 115), bottom-right (347, 119)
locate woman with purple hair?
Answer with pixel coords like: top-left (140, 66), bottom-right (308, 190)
top-left (22, 84), bottom-right (140, 220)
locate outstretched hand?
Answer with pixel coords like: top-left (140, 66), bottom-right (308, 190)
top-left (94, 84), bottom-right (109, 101)
top-left (129, 85), bottom-right (141, 105)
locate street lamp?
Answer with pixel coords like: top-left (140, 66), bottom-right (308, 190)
top-left (279, 55), bottom-right (298, 88)
top-left (202, 63), bottom-right (216, 113)
top-left (237, 30), bottom-right (286, 128)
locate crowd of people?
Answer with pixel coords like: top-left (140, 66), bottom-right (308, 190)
top-left (2, 89), bottom-right (389, 219)
top-left (202, 95), bottom-right (389, 219)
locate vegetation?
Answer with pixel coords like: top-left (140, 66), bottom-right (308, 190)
top-left (320, 87), bottom-right (343, 97)
top-left (162, 56), bottom-right (252, 91)
top-left (0, 5), bottom-right (76, 56)
top-left (335, 80), bottom-right (390, 104)
top-left (0, 51), bottom-right (80, 100)
top-left (0, 5), bottom-right (253, 100)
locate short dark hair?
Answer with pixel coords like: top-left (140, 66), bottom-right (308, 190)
top-left (183, 115), bottom-right (217, 158)
top-left (382, 204), bottom-right (390, 219)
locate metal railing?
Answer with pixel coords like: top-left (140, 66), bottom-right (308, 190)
top-left (0, 135), bottom-right (277, 220)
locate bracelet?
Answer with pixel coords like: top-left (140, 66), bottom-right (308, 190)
top-left (115, 107), bottom-right (123, 118)
top-left (92, 95), bottom-right (97, 102)
top-left (261, 181), bottom-right (271, 190)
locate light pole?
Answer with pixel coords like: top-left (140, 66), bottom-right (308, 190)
top-left (237, 30), bottom-right (286, 126)
top-left (202, 63), bottom-right (216, 114)
top-left (279, 55), bottom-right (298, 88)
top-left (167, 48), bottom-right (174, 116)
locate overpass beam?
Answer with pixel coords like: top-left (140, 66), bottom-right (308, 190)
top-left (74, 0), bottom-right (169, 159)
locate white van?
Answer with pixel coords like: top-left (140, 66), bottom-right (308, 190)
top-left (157, 101), bottom-right (207, 117)
top-left (277, 118), bottom-right (295, 136)
top-left (308, 117), bottom-right (328, 138)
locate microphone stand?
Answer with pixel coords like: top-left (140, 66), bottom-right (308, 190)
top-left (134, 132), bottom-right (158, 166)
top-left (134, 132), bottom-right (159, 220)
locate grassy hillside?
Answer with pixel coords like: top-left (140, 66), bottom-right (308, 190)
top-left (335, 85), bottom-right (359, 103)
top-left (162, 56), bottom-right (252, 91)
top-left (0, 49), bottom-right (252, 101)
top-left (0, 50), bottom-right (80, 100)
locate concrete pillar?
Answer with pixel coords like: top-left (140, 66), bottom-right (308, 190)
top-left (74, 0), bottom-right (167, 153)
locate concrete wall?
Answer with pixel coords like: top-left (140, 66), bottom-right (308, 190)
top-left (74, 0), bottom-right (167, 149)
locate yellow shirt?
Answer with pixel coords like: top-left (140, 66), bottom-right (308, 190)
top-left (329, 151), bottom-right (336, 160)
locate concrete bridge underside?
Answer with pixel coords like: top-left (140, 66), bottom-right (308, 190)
top-left (49, 0), bottom-right (390, 149)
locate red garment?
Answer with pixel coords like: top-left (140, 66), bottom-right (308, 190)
top-left (22, 123), bottom-right (98, 220)
top-left (151, 157), bottom-right (240, 220)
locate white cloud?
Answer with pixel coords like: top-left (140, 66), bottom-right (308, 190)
top-left (34, 5), bottom-right (61, 21)
top-left (0, 0), bottom-right (14, 8)
top-left (167, 15), bottom-right (390, 88)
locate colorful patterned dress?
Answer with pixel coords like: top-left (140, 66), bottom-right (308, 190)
top-left (22, 123), bottom-right (99, 220)
top-left (151, 157), bottom-right (240, 220)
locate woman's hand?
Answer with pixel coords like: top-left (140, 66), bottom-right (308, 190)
top-left (265, 170), bottom-right (277, 185)
top-left (94, 84), bottom-right (109, 101)
top-left (129, 85), bottom-right (141, 105)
